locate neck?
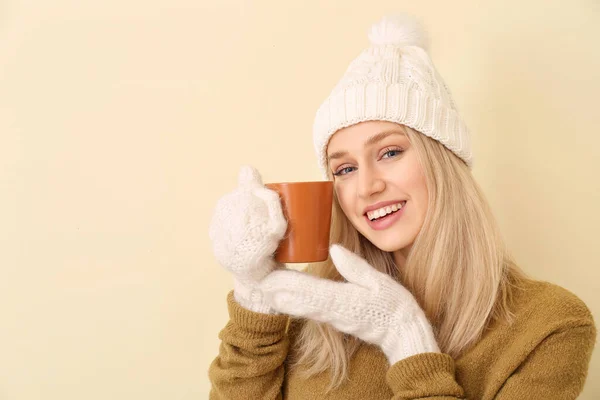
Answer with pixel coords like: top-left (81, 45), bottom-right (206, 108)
top-left (393, 245), bottom-right (412, 270)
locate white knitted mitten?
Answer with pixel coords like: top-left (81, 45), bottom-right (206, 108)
top-left (208, 165), bottom-right (287, 314)
top-left (259, 245), bottom-right (440, 365)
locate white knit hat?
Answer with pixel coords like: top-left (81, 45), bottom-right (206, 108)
top-left (313, 14), bottom-right (473, 178)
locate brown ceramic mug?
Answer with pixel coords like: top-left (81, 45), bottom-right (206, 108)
top-left (265, 181), bottom-right (334, 263)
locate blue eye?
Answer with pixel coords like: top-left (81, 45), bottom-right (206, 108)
top-left (382, 148), bottom-right (403, 158)
top-left (333, 166), bottom-right (356, 176)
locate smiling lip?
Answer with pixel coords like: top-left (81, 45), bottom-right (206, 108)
top-left (362, 200), bottom-right (405, 216)
top-left (365, 201), bottom-right (406, 231)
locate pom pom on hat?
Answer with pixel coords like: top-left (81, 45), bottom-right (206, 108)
top-left (367, 14), bottom-right (429, 51)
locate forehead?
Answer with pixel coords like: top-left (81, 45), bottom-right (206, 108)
top-left (327, 121), bottom-right (407, 153)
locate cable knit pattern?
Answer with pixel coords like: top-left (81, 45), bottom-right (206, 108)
top-left (313, 14), bottom-right (473, 178)
top-left (208, 165), bottom-right (288, 314)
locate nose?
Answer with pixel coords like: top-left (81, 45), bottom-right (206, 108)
top-left (357, 164), bottom-right (385, 199)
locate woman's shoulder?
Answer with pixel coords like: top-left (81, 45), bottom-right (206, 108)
top-left (511, 278), bottom-right (595, 329)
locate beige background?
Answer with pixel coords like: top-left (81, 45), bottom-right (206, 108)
top-left (1, 0), bottom-right (598, 398)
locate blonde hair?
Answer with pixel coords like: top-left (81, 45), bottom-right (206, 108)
top-left (286, 125), bottom-right (530, 391)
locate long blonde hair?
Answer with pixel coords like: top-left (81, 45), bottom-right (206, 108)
top-left (286, 125), bottom-right (530, 390)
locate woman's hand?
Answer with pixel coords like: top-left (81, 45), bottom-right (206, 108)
top-left (209, 165), bottom-right (287, 313)
top-left (259, 245), bottom-right (440, 364)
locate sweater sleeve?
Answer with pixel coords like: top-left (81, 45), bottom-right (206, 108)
top-left (385, 323), bottom-right (597, 400)
top-left (208, 291), bottom-right (291, 400)
top-left (386, 353), bottom-right (465, 400)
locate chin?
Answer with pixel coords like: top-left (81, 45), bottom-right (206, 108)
top-left (360, 230), bottom-right (413, 253)
top-left (371, 239), bottom-right (410, 253)
top-left (351, 216), bottom-right (418, 253)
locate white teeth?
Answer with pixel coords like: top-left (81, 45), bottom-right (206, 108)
top-left (367, 202), bottom-right (405, 221)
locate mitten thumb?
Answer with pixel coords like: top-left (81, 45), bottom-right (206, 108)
top-left (238, 165), bottom-right (264, 189)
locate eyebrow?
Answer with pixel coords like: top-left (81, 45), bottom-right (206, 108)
top-left (327, 129), bottom-right (406, 162)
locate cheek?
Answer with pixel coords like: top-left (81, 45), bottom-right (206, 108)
top-left (390, 156), bottom-right (428, 209)
top-left (334, 183), bottom-right (356, 218)
top-left (405, 167), bottom-right (428, 214)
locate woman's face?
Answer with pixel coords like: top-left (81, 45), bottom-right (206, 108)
top-left (326, 121), bottom-right (428, 263)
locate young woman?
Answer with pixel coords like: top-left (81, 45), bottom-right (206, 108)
top-left (207, 15), bottom-right (596, 400)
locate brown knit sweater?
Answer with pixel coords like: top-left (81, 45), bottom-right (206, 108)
top-left (208, 279), bottom-right (596, 399)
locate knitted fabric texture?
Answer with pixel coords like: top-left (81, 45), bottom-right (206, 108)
top-left (209, 279), bottom-right (596, 399)
top-left (260, 245), bottom-right (440, 364)
top-left (313, 14), bottom-right (473, 178)
top-left (208, 166), bottom-right (287, 313)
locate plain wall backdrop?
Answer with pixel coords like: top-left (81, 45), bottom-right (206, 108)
top-left (1, 0), bottom-right (598, 398)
